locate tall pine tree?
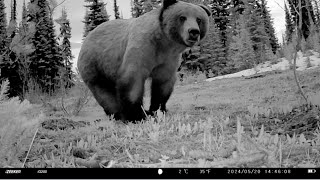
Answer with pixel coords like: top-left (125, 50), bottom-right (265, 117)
top-left (114, 0), bottom-right (120, 19)
top-left (313, 0), bottom-right (320, 27)
top-left (229, 15), bottom-right (256, 70)
top-left (285, 2), bottom-right (294, 44)
top-left (7, 0), bottom-right (17, 40)
top-left (28, 0), bottom-right (63, 93)
top-left (209, 0), bottom-right (229, 48)
top-left (226, 0), bottom-right (246, 46)
top-left (5, 0), bottom-right (21, 97)
top-left (203, 19), bottom-right (228, 76)
top-left (131, 0), bottom-right (143, 18)
top-left (207, 0), bottom-right (229, 75)
top-left (0, 0), bottom-right (7, 58)
top-left (83, 0), bottom-right (109, 38)
top-left (260, 0), bottom-right (279, 54)
top-left (245, 0), bottom-right (269, 64)
top-left (56, 7), bottom-right (74, 88)
top-left (13, 0), bottom-right (34, 97)
top-left (131, 0), bottom-right (160, 18)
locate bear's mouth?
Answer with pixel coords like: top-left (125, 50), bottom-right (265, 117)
top-left (186, 39), bottom-right (198, 46)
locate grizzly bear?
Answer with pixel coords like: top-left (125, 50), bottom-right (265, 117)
top-left (77, 0), bottom-right (211, 122)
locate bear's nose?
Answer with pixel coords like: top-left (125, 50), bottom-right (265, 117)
top-left (189, 29), bottom-right (200, 40)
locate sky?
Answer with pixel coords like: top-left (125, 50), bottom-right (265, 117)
top-left (4, 0), bottom-right (285, 67)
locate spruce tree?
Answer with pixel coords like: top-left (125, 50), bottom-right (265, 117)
top-left (206, 0), bottom-right (230, 75)
top-left (114, 0), bottom-right (120, 19)
top-left (4, 0), bottom-right (21, 97)
top-left (245, 0), bottom-right (269, 64)
top-left (226, 0), bottom-right (246, 45)
top-left (83, 0), bottom-right (110, 38)
top-left (201, 19), bottom-right (227, 76)
top-left (260, 0), bottom-right (279, 54)
top-left (229, 16), bottom-right (255, 70)
top-left (131, 0), bottom-right (143, 18)
top-left (56, 7), bottom-right (74, 88)
top-left (142, 0), bottom-right (161, 13)
top-left (19, 0), bottom-right (28, 36)
top-left (7, 0), bottom-right (17, 40)
top-left (313, 0), bottom-right (320, 27)
top-left (0, 0), bottom-right (7, 57)
top-left (209, 0), bottom-right (229, 48)
top-left (131, 0), bottom-right (160, 17)
top-left (285, 2), bottom-right (294, 44)
top-left (28, 0), bottom-right (63, 93)
top-left (13, 0), bottom-right (34, 97)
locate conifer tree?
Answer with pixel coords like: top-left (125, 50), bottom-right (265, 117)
top-left (114, 0), bottom-right (120, 19)
top-left (19, 0), bottom-right (28, 35)
top-left (0, 0), bottom-right (7, 57)
top-left (201, 19), bottom-right (227, 76)
top-left (229, 16), bottom-right (255, 70)
top-left (245, 0), bottom-right (269, 64)
top-left (313, 0), bottom-right (320, 27)
top-left (56, 8), bottom-right (74, 88)
top-left (209, 0), bottom-right (229, 47)
top-left (12, 0), bottom-right (34, 97)
top-left (206, 0), bottom-right (230, 75)
top-left (226, 0), bottom-right (246, 47)
top-left (131, 0), bottom-right (143, 18)
top-left (83, 0), bottom-right (110, 38)
top-left (7, 0), bottom-right (17, 40)
top-left (28, 0), bottom-right (63, 93)
top-left (131, 0), bottom-right (160, 17)
top-left (285, 2), bottom-right (294, 44)
top-left (4, 0), bottom-right (21, 97)
top-left (260, 0), bottom-right (279, 54)
top-left (142, 0), bottom-right (161, 13)
top-left (0, 0), bottom-right (24, 97)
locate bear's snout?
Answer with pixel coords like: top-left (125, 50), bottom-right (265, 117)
top-left (188, 28), bottom-right (200, 41)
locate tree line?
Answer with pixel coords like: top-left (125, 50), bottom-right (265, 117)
top-left (131, 0), bottom-right (320, 78)
top-left (127, 0), bottom-right (279, 77)
top-left (284, 0), bottom-right (320, 54)
top-left (84, 0), bottom-right (281, 77)
top-left (0, 0), bottom-right (73, 98)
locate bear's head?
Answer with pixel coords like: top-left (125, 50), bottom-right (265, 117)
top-left (159, 0), bottom-right (211, 47)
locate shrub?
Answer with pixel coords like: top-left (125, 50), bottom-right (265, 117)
top-left (0, 80), bottom-right (42, 167)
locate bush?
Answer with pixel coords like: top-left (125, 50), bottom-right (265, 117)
top-left (283, 42), bottom-right (295, 62)
top-left (0, 80), bottom-right (42, 167)
top-left (59, 74), bottom-right (92, 116)
top-left (178, 69), bottom-right (207, 85)
top-left (305, 56), bottom-right (312, 68)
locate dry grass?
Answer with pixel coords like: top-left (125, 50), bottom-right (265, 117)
top-left (1, 67), bottom-right (320, 168)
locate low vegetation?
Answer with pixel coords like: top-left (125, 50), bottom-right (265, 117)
top-left (1, 65), bottom-right (319, 168)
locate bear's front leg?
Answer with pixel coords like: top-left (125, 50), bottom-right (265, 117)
top-left (149, 71), bottom-right (177, 115)
top-left (117, 68), bottom-right (148, 122)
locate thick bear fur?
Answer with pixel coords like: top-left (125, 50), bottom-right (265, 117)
top-left (77, 0), bottom-right (211, 122)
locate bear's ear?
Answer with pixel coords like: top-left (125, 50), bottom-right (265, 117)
top-left (198, 4), bottom-right (211, 17)
top-left (163, 0), bottom-right (178, 10)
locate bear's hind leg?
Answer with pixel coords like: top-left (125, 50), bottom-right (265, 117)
top-left (87, 81), bottom-right (120, 119)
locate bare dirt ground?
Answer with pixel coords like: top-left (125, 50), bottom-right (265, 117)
top-left (8, 67), bottom-right (320, 168)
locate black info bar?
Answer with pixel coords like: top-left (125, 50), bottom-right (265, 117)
top-left (0, 168), bottom-right (319, 179)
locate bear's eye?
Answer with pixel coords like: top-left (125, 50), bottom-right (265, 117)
top-left (179, 16), bottom-right (186, 22)
top-left (196, 18), bottom-right (202, 24)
